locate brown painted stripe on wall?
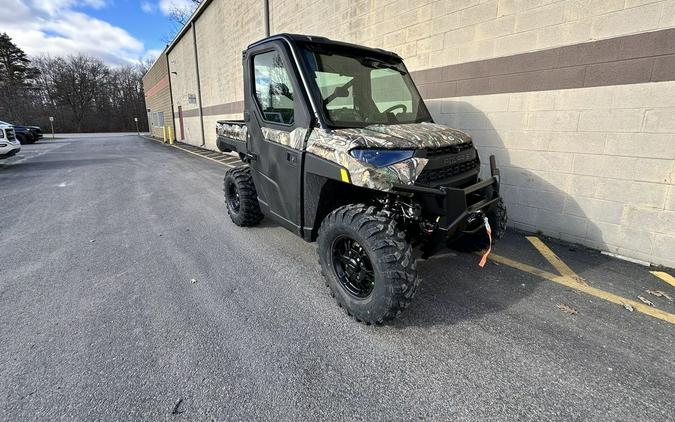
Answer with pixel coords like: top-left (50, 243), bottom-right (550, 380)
top-left (186, 28), bottom-right (675, 118)
top-left (181, 101), bottom-right (244, 118)
top-left (412, 28), bottom-right (675, 99)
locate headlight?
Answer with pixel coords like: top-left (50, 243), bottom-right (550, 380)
top-left (0, 130), bottom-right (4, 138)
top-left (349, 149), bottom-right (415, 167)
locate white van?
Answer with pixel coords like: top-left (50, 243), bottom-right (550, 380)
top-left (0, 123), bottom-right (20, 159)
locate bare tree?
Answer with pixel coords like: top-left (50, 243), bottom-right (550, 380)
top-left (30, 55), bottom-right (148, 133)
top-left (161, 0), bottom-right (201, 43)
top-left (2, 33), bottom-right (148, 133)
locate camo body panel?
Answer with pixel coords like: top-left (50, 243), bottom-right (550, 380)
top-left (216, 122), bottom-right (247, 142)
top-left (261, 127), bottom-right (308, 149)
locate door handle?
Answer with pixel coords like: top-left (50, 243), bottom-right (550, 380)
top-left (286, 152), bottom-right (298, 166)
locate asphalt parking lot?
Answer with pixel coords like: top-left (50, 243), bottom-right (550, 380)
top-left (1, 134), bottom-right (673, 421)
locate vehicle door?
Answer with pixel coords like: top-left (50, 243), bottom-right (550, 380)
top-left (244, 41), bottom-right (312, 233)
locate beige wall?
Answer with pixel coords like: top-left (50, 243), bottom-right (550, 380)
top-left (160, 0), bottom-right (675, 267)
top-left (167, 27), bottom-right (201, 145)
top-left (272, 0), bottom-right (675, 71)
top-left (142, 51), bottom-right (174, 139)
top-left (195, 0), bottom-right (263, 149)
top-left (427, 81), bottom-right (675, 267)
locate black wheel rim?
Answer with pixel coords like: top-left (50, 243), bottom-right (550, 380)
top-left (226, 181), bottom-right (240, 213)
top-left (331, 236), bottom-right (375, 298)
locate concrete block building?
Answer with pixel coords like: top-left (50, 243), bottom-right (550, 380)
top-left (142, 49), bottom-right (175, 140)
top-left (143, 0), bottom-right (675, 268)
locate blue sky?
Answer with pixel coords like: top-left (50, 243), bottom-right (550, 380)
top-left (0, 0), bottom-right (198, 65)
top-left (87, 1), bottom-right (175, 55)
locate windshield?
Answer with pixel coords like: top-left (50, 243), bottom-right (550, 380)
top-left (300, 45), bottom-right (432, 128)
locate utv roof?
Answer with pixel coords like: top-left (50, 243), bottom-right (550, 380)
top-left (247, 33), bottom-right (402, 61)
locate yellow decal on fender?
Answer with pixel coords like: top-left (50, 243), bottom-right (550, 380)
top-left (340, 168), bottom-right (351, 184)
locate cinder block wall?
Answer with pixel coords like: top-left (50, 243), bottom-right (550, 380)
top-left (142, 50), bottom-right (174, 139)
top-left (167, 0), bottom-right (262, 149)
top-left (271, 0), bottom-right (675, 267)
top-left (159, 0), bottom-right (675, 267)
top-left (167, 28), bottom-right (201, 144)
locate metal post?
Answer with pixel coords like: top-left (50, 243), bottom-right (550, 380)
top-left (192, 22), bottom-right (206, 147)
top-left (134, 117), bottom-right (139, 135)
top-left (263, 0), bottom-right (270, 37)
top-left (49, 116), bottom-right (55, 139)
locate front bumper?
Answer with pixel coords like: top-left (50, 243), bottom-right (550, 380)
top-left (0, 142), bottom-right (21, 157)
top-left (393, 154), bottom-right (501, 238)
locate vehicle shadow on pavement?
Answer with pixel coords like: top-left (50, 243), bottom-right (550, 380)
top-left (393, 249), bottom-right (543, 327)
top-left (394, 102), bottom-right (601, 327)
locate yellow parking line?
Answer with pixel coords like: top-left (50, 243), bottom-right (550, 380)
top-left (651, 271), bottom-right (675, 288)
top-left (490, 253), bottom-right (675, 324)
top-left (171, 145), bottom-right (235, 168)
top-left (140, 134), bottom-right (239, 169)
top-left (526, 236), bottom-right (588, 286)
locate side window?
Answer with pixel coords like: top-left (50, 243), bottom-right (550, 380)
top-left (253, 51), bottom-right (295, 125)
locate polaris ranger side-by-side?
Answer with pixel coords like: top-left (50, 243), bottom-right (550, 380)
top-left (217, 34), bottom-right (507, 324)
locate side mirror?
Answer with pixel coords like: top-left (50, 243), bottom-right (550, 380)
top-left (271, 82), bottom-right (293, 100)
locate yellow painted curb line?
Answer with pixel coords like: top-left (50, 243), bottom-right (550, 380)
top-left (651, 271), bottom-right (675, 288)
top-left (489, 252), bottom-right (675, 325)
top-left (526, 236), bottom-right (588, 286)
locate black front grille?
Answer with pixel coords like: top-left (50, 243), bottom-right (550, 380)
top-left (425, 141), bottom-right (473, 157)
top-left (416, 157), bottom-right (480, 185)
top-left (6, 129), bottom-right (15, 141)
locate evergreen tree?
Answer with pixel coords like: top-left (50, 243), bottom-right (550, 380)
top-left (0, 32), bottom-right (40, 121)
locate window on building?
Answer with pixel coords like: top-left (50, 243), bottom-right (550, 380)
top-left (158, 112), bottom-right (165, 127)
top-left (253, 51), bottom-right (294, 125)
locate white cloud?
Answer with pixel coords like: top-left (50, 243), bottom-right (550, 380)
top-left (141, 1), bottom-right (155, 13)
top-left (143, 48), bottom-right (163, 63)
top-left (0, 0), bottom-right (150, 65)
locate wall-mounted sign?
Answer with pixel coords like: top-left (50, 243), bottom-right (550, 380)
top-left (188, 94), bottom-right (197, 104)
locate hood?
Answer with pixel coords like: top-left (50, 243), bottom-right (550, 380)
top-left (348, 122), bottom-right (471, 149)
top-left (323, 122), bottom-right (471, 151)
top-left (306, 122), bottom-right (472, 192)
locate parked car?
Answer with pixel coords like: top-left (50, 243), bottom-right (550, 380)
top-left (0, 120), bottom-right (43, 144)
top-left (0, 123), bottom-right (21, 158)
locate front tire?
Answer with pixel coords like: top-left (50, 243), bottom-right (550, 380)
top-left (318, 204), bottom-right (419, 324)
top-left (223, 167), bottom-right (263, 227)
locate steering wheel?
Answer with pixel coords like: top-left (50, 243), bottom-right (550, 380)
top-left (383, 104), bottom-right (407, 114)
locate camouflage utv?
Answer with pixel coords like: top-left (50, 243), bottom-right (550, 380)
top-left (218, 34), bottom-right (507, 324)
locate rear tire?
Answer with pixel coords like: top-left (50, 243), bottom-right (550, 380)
top-left (318, 204), bottom-right (419, 324)
top-left (223, 167), bottom-right (263, 227)
top-left (449, 198), bottom-right (507, 252)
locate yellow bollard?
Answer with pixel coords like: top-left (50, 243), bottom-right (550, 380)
top-left (162, 126), bottom-right (167, 143)
top-left (168, 126), bottom-right (174, 145)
